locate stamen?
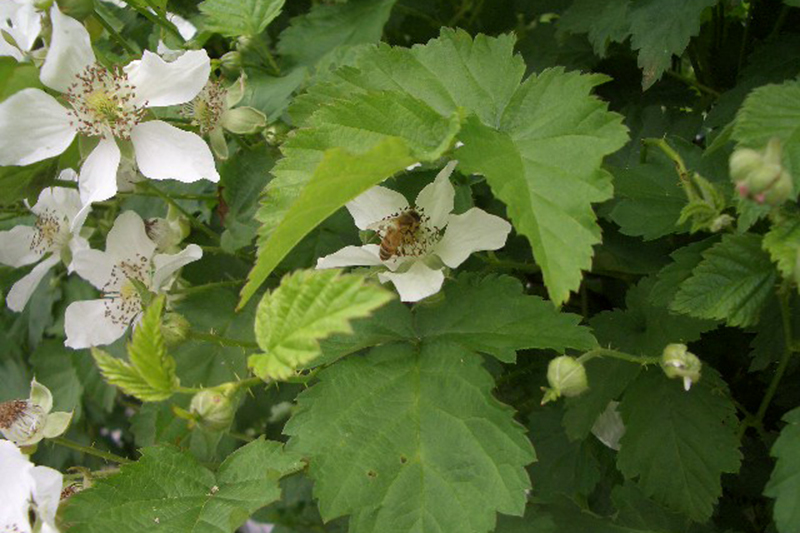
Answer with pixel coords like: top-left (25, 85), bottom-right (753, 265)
top-left (29, 208), bottom-right (69, 254)
top-left (182, 81), bottom-right (225, 135)
top-left (0, 399), bottom-right (45, 444)
top-left (101, 253), bottom-right (151, 327)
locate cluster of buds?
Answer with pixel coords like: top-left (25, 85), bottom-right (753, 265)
top-left (0, 379), bottom-right (72, 447)
top-left (541, 355), bottom-right (588, 404)
top-left (730, 138), bottom-right (793, 205)
top-left (660, 343), bottom-right (701, 391)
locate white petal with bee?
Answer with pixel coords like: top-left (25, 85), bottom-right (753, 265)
top-left (378, 261), bottom-right (445, 302)
top-left (414, 159), bottom-right (456, 229)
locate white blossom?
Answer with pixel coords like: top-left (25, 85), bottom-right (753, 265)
top-left (64, 211), bottom-right (202, 349)
top-left (0, 0), bottom-right (42, 62)
top-left (0, 169), bottom-right (89, 312)
top-left (590, 401), bottom-right (625, 451)
top-left (0, 439), bottom-right (63, 533)
top-left (316, 161), bottom-right (512, 301)
top-left (0, 5), bottom-right (219, 220)
top-left (0, 379), bottom-right (72, 447)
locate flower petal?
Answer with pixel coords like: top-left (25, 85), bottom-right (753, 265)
top-left (131, 120), bottom-right (219, 182)
top-left (105, 210), bottom-right (156, 262)
top-left (125, 49), bottom-right (210, 108)
top-left (69, 248), bottom-right (113, 290)
top-left (151, 243), bottom-right (202, 291)
top-left (40, 4), bottom-right (95, 93)
top-left (0, 89), bottom-right (75, 165)
top-left (434, 208), bottom-right (512, 268)
top-left (0, 225), bottom-right (38, 267)
top-left (42, 411), bottom-right (72, 438)
top-left (8, 1), bottom-right (41, 53)
top-left (414, 160), bottom-right (457, 229)
top-left (32, 183), bottom-right (82, 223)
top-left (7, 255), bottom-right (60, 312)
top-left (78, 137), bottom-right (121, 206)
top-left (316, 244), bottom-right (384, 269)
top-left (65, 299), bottom-right (130, 349)
top-left (167, 12), bottom-right (197, 40)
top-left (30, 465), bottom-right (64, 527)
top-left (346, 186), bottom-right (409, 231)
top-left (0, 38), bottom-right (24, 61)
top-left (0, 440), bottom-right (35, 532)
top-left (378, 261), bottom-right (444, 302)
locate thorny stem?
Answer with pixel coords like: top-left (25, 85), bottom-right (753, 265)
top-left (51, 437), bottom-right (132, 464)
top-left (577, 347), bottom-right (660, 366)
top-left (480, 252), bottom-right (540, 274)
top-left (665, 70), bottom-right (720, 98)
top-left (92, 11), bottom-right (138, 55)
top-left (121, 0), bottom-right (184, 41)
top-left (642, 138), bottom-right (699, 202)
top-left (171, 279), bottom-right (245, 296)
top-left (188, 330), bottom-right (259, 350)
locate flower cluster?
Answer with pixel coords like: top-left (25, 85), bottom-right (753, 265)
top-left (1, 439), bottom-right (63, 533)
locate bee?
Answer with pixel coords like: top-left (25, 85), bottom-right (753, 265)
top-left (377, 209), bottom-right (422, 261)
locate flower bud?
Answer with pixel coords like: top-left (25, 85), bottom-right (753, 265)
top-left (543, 356), bottom-right (588, 403)
top-left (161, 312), bottom-right (191, 347)
top-left (729, 148), bottom-right (762, 184)
top-left (220, 51), bottom-right (243, 76)
top-left (730, 139), bottom-right (794, 206)
top-left (661, 343), bottom-right (701, 391)
top-left (190, 390), bottom-right (235, 432)
top-left (145, 207), bottom-right (190, 253)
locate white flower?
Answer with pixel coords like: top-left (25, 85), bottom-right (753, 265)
top-left (316, 161), bottom-right (512, 301)
top-left (0, 5), bottom-right (219, 221)
top-left (0, 169), bottom-right (89, 312)
top-left (0, 439), bottom-right (63, 533)
top-left (64, 211), bottom-right (202, 348)
top-left (0, 379), bottom-right (73, 446)
top-left (0, 0), bottom-right (42, 62)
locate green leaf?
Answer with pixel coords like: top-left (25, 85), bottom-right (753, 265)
top-left (91, 296), bottom-right (178, 401)
top-left (558, 0), bottom-right (630, 57)
top-left (765, 407), bottom-right (800, 533)
top-left (611, 482), bottom-right (695, 533)
top-left (458, 68), bottom-right (628, 304)
top-left (199, 0), bottom-right (284, 37)
top-left (617, 369), bottom-right (741, 521)
top-left (527, 406), bottom-right (601, 499)
top-left (250, 270), bottom-right (393, 380)
top-left (650, 239), bottom-right (717, 307)
top-left (63, 438), bottom-right (303, 533)
top-left (763, 212), bottom-right (800, 285)
top-left (277, 0), bottom-right (396, 68)
top-left (672, 233), bottom-right (777, 327)
top-left (284, 341), bottom-right (536, 533)
top-left (415, 274), bottom-right (597, 363)
top-left (733, 79), bottom-right (800, 176)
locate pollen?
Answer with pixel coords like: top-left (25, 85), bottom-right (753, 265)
top-left (182, 81), bottom-right (225, 135)
top-left (30, 208), bottom-right (69, 254)
top-left (101, 253), bottom-right (151, 327)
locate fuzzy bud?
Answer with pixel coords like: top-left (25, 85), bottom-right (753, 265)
top-left (542, 356), bottom-right (588, 404)
top-left (661, 343), bottom-right (701, 391)
top-left (730, 139), bottom-right (794, 206)
top-left (161, 312), bottom-right (191, 347)
top-left (220, 51), bottom-right (243, 76)
top-left (190, 389), bottom-right (235, 432)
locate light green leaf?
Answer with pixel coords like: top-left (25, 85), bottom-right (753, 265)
top-left (91, 348), bottom-right (166, 402)
top-left (763, 212), bottom-right (800, 285)
top-left (199, 0), bottom-right (284, 37)
top-left (277, 0), bottom-right (396, 68)
top-left (617, 369), bottom-right (741, 521)
top-left (128, 295), bottom-right (178, 395)
top-left (765, 407), bottom-right (800, 533)
top-left (733, 79), bottom-right (800, 177)
top-left (63, 438), bottom-right (303, 533)
top-left (650, 239), bottom-right (717, 307)
top-left (284, 341), bottom-right (536, 533)
top-left (250, 270), bottom-right (393, 380)
top-left (415, 274), bottom-right (597, 363)
top-left (672, 233), bottom-right (777, 327)
top-left (458, 68), bottom-right (628, 304)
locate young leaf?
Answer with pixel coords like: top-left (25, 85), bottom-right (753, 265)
top-left (284, 341), bottom-right (536, 533)
top-left (90, 296), bottom-right (178, 401)
top-left (672, 233), bottom-right (777, 327)
top-left (763, 212), bottom-right (800, 285)
top-left (249, 269), bottom-right (393, 380)
top-left (63, 438), bottom-right (303, 533)
top-left (617, 369), bottom-right (741, 521)
top-left (764, 407), bottom-right (800, 533)
top-left (277, 0), bottom-right (397, 68)
top-left (199, 0), bottom-right (285, 37)
top-left (415, 274), bottom-right (597, 362)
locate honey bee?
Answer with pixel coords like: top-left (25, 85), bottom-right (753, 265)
top-left (378, 210), bottom-right (422, 261)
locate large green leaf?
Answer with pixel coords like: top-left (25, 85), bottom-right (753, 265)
top-left (284, 341), bottom-right (535, 533)
top-left (250, 269), bottom-right (393, 380)
top-left (277, 0), bottom-right (396, 68)
top-left (765, 407), bottom-right (800, 533)
top-left (672, 233), bottom-right (777, 327)
top-left (650, 239), bottom-right (717, 307)
top-left (199, 0), bottom-right (284, 37)
top-left (763, 212), bottom-right (800, 286)
top-left (63, 438), bottom-right (303, 533)
top-left (558, 0), bottom-right (630, 58)
top-left (414, 274), bottom-right (596, 363)
top-left (617, 369), bottom-right (741, 521)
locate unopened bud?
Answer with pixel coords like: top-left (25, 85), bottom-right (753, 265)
top-left (190, 389), bottom-right (235, 432)
top-left (145, 208), bottom-right (190, 253)
top-left (661, 343), bottom-right (701, 391)
top-left (161, 312), bottom-right (191, 347)
top-left (542, 356), bottom-right (588, 404)
top-left (730, 138), bottom-right (794, 206)
top-left (220, 51), bottom-right (243, 76)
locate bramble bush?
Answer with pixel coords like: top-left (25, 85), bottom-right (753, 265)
top-left (1, 1), bottom-right (799, 532)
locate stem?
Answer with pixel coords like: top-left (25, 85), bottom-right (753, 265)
top-left (480, 252), bottom-right (540, 274)
top-left (577, 347), bottom-right (660, 366)
top-left (665, 70), bottom-right (721, 98)
top-left (754, 287), bottom-right (795, 424)
top-left (188, 330), bottom-right (259, 350)
top-left (171, 279), bottom-right (245, 296)
top-left (122, 0), bottom-right (184, 41)
top-left (137, 182), bottom-right (220, 243)
top-left (642, 138), bottom-right (698, 201)
top-left (92, 12), bottom-right (138, 55)
top-left (51, 437), bottom-right (133, 464)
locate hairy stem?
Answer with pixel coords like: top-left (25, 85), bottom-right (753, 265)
top-left (51, 437), bottom-right (133, 464)
top-left (188, 330), bottom-right (259, 349)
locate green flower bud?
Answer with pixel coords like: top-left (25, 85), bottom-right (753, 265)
top-left (729, 148), bottom-right (762, 185)
top-left (544, 356), bottom-right (588, 402)
top-left (145, 207), bottom-right (190, 253)
top-left (161, 312), bottom-right (191, 347)
top-left (190, 390), bottom-right (235, 432)
top-left (661, 343), bottom-right (701, 391)
top-left (730, 138), bottom-right (794, 206)
top-left (220, 51), bottom-right (243, 76)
